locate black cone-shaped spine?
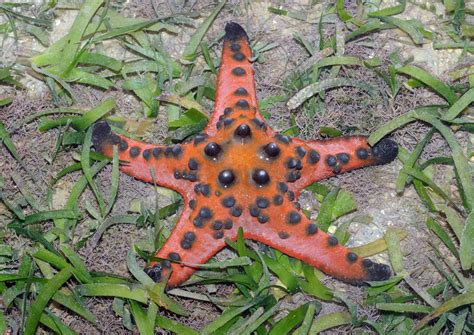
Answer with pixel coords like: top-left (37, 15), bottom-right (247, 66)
top-left (224, 22), bottom-right (249, 41)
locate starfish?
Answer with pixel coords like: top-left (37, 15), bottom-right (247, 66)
top-left (92, 22), bottom-right (398, 288)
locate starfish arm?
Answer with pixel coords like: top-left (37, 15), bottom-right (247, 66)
top-left (145, 204), bottom-right (228, 287)
top-left (91, 121), bottom-right (194, 193)
top-left (206, 22), bottom-right (265, 136)
top-left (244, 203), bottom-right (391, 283)
top-left (293, 136), bottom-right (398, 190)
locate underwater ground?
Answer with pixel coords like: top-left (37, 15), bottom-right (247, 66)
top-left (0, 0), bottom-right (473, 334)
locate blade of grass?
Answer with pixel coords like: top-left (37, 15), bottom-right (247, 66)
top-left (62, 131), bottom-right (85, 146)
top-left (368, 106), bottom-right (442, 145)
top-left (52, 290), bottom-right (97, 324)
top-left (186, 272), bottom-right (256, 288)
top-left (428, 256), bottom-right (462, 292)
top-left (157, 93), bottom-right (209, 117)
top-left (415, 292), bottom-right (474, 330)
top-left (130, 300), bottom-right (154, 335)
top-left (396, 128), bottom-right (435, 193)
top-left (419, 156), bottom-right (454, 170)
top-left (293, 302), bottom-right (318, 335)
top-left (81, 127), bottom-right (106, 216)
top-left (32, 64), bottom-right (75, 98)
top-left (352, 229), bottom-right (407, 257)
top-left (459, 212), bottom-right (474, 271)
top-left (442, 87), bottom-right (474, 121)
top-left (175, 75), bottom-right (209, 96)
top-left (52, 162), bottom-right (83, 183)
top-left (127, 249), bottom-right (155, 288)
top-left (22, 209), bottom-right (77, 225)
top-left (181, 1), bottom-right (227, 61)
top-left (345, 20), bottom-right (395, 42)
top-left (367, 275), bottom-right (404, 296)
top-left (59, 245), bottom-right (93, 283)
top-left (68, 69), bottom-right (114, 89)
top-left (106, 146), bottom-right (119, 215)
top-left (262, 255), bottom-right (298, 292)
top-left (55, 160), bottom-right (108, 243)
top-left (233, 302), bottom-right (279, 335)
top-left (167, 288), bottom-right (213, 302)
top-left (397, 65), bottom-right (457, 104)
top-left (201, 41), bottom-right (216, 75)
top-left (0, 191), bottom-right (25, 220)
top-left (315, 188), bottom-right (338, 232)
top-left (287, 78), bottom-right (376, 110)
top-left (155, 315), bottom-right (200, 335)
top-left (440, 205), bottom-right (464, 240)
top-left (452, 308), bottom-right (469, 335)
top-left (201, 297), bottom-right (262, 334)
top-left (0, 274), bottom-right (29, 282)
top-left (413, 178), bottom-right (438, 212)
top-left (168, 108), bottom-right (209, 128)
top-left (0, 97), bottom-right (13, 106)
top-left (38, 116), bottom-right (81, 132)
top-left (121, 59), bottom-right (175, 75)
top-left (267, 7), bottom-right (308, 21)
top-left (20, 260), bottom-right (35, 330)
top-left (75, 283), bottom-right (148, 303)
top-left (24, 267), bottom-right (73, 335)
top-left (402, 166), bottom-right (455, 208)
top-left (269, 303), bottom-right (309, 335)
top-left (88, 215), bottom-right (139, 249)
top-left (309, 311), bottom-right (352, 333)
top-left (39, 311), bottom-right (77, 335)
top-left (33, 249), bottom-right (89, 283)
top-left (298, 264), bottom-right (333, 301)
top-left (8, 224), bottom-right (58, 254)
top-left (91, 19), bottom-right (169, 43)
top-left (368, 0), bottom-right (406, 17)
top-left (336, 0), bottom-right (352, 22)
top-left (376, 303), bottom-right (432, 314)
top-left (428, 314), bottom-right (448, 335)
top-left (183, 257), bottom-right (252, 269)
top-left (0, 120), bottom-right (20, 161)
top-left (332, 189), bottom-right (357, 219)
top-left (75, 98), bottom-right (115, 131)
top-left (289, 48), bottom-right (333, 79)
top-left (77, 51), bottom-right (122, 71)
top-left (314, 56), bottom-right (363, 68)
top-left (58, 0), bottom-right (104, 74)
top-left (415, 113), bottom-right (474, 211)
top-left (122, 74), bottom-right (159, 117)
top-left (128, 249), bottom-right (186, 315)
top-left (235, 228), bottom-right (260, 286)
top-left (379, 16), bottom-right (424, 44)
top-left (384, 228), bottom-right (404, 274)
top-left (10, 172), bottom-right (43, 211)
top-left (403, 275), bottom-right (441, 308)
top-left (38, 99), bottom-right (115, 132)
top-left (426, 217), bottom-right (459, 258)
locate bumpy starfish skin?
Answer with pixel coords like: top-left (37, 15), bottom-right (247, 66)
top-left (92, 22), bottom-right (398, 288)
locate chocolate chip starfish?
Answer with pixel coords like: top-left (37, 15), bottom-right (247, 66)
top-left (92, 22), bottom-right (398, 288)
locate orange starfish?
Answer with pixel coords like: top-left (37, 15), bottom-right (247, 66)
top-left (92, 22), bottom-right (397, 287)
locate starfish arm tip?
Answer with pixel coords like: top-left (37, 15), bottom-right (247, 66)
top-left (91, 120), bottom-right (112, 152)
top-left (144, 262), bottom-right (179, 289)
top-left (224, 22), bottom-right (249, 42)
top-left (145, 263), bottom-right (163, 282)
top-left (373, 138), bottom-right (398, 164)
top-left (364, 260), bottom-right (392, 282)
